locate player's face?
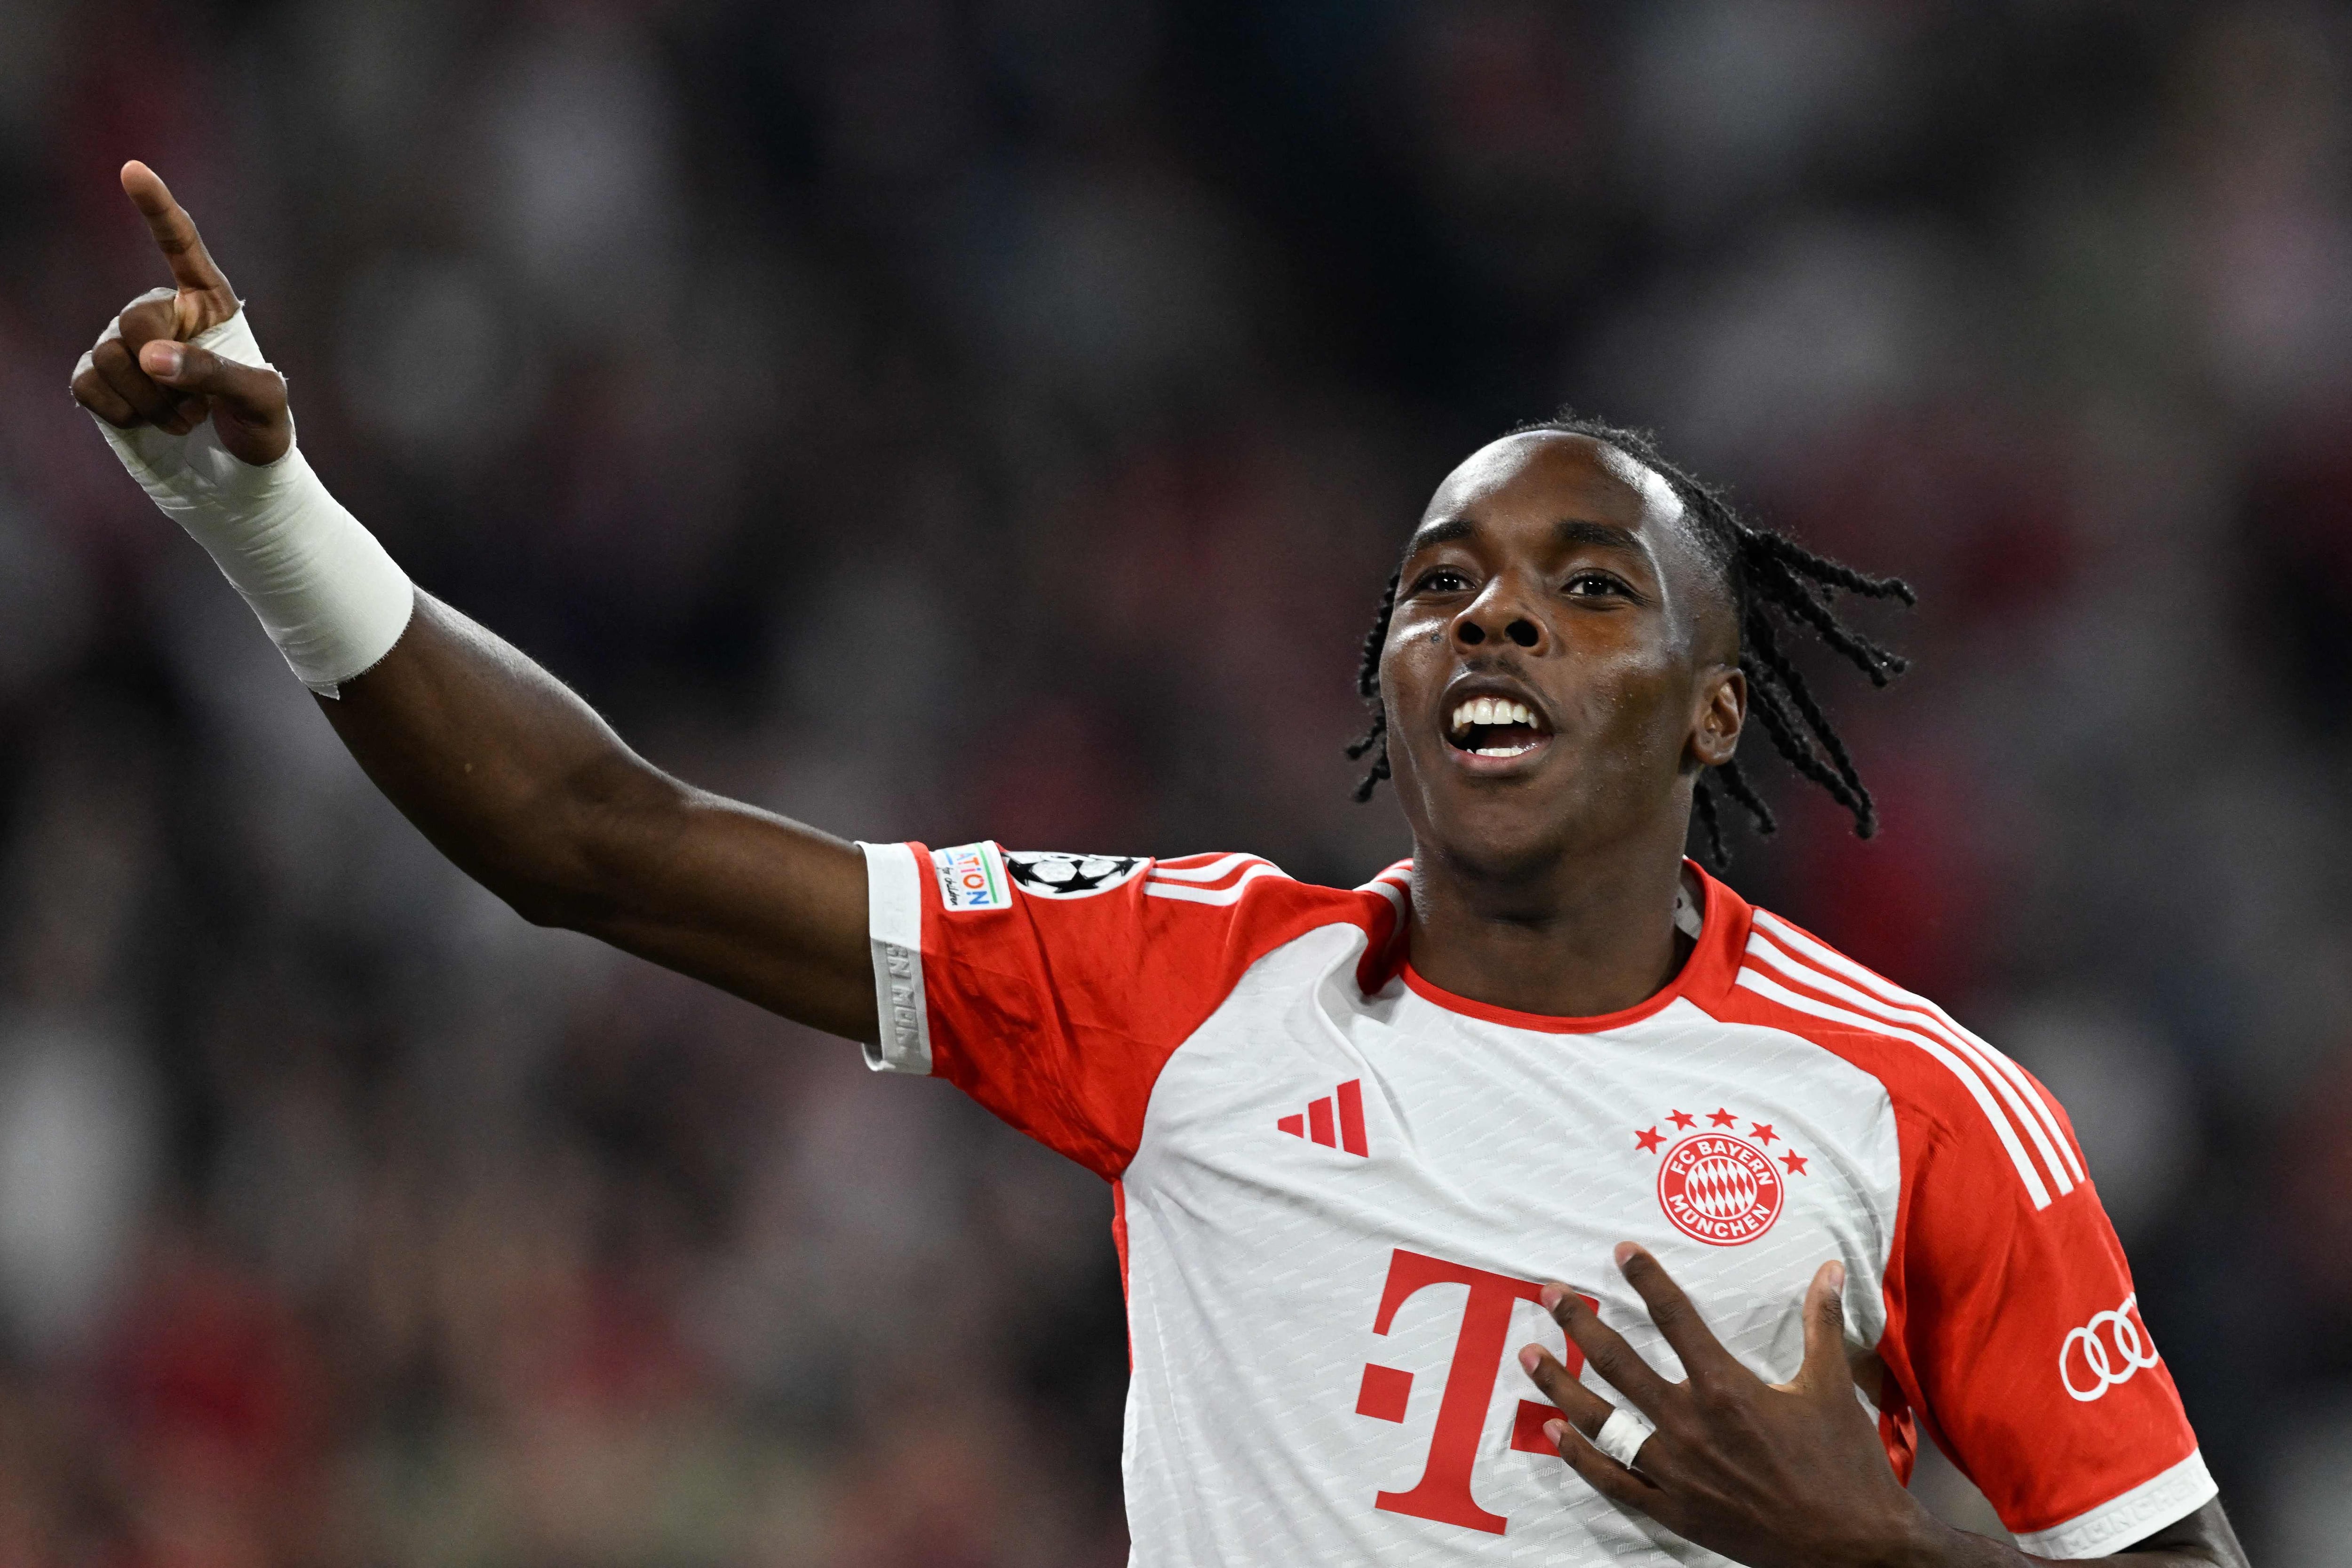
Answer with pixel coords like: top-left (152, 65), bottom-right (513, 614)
top-left (1379, 432), bottom-right (1743, 876)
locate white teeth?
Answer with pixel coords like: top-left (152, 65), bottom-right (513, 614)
top-left (1450, 697), bottom-right (1544, 739)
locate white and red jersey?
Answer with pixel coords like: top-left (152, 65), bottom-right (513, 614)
top-left (859, 841), bottom-right (2213, 1564)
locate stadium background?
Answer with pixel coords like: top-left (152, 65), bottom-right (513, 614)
top-left (1, 1), bottom-right (2348, 1562)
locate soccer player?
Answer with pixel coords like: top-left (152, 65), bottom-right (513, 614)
top-left (72, 163), bottom-right (2247, 1568)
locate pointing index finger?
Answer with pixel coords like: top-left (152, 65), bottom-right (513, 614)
top-left (120, 161), bottom-right (234, 300)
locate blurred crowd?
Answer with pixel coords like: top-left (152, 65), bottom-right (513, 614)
top-left (1, 1), bottom-right (2349, 1563)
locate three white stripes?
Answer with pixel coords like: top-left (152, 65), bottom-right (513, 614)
top-left (1143, 855), bottom-right (1287, 905)
top-left (1739, 909), bottom-right (2082, 1209)
top-left (1753, 912), bottom-right (2083, 1186)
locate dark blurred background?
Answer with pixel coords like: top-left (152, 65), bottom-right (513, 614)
top-left (2, 1), bottom-right (2349, 1562)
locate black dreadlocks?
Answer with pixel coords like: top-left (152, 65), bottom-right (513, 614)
top-left (1346, 413), bottom-right (1915, 864)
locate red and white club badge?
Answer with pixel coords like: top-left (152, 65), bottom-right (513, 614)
top-left (1634, 1108), bottom-right (1809, 1247)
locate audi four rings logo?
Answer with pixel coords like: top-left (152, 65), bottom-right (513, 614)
top-left (2059, 1293), bottom-right (2161, 1402)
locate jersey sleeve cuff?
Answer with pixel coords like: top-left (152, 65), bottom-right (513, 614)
top-left (2010, 1449), bottom-right (2217, 1559)
top-left (857, 841), bottom-right (933, 1075)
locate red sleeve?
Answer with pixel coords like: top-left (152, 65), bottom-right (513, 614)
top-left (1723, 906), bottom-right (2214, 1558)
top-left (1882, 1083), bottom-right (2212, 1557)
top-left (858, 841), bottom-right (1398, 1179)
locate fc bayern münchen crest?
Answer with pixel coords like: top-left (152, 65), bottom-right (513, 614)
top-left (1635, 1108), bottom-right (1808, 1247)
top-left (1002, 851), bottom-right (1147, 899)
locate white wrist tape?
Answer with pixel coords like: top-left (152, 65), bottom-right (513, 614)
top-left (81, 296), bottom-right (414, 697)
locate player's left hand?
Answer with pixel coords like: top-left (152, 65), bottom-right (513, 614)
top-left (1518, 1243), bottom-right (1933, 1568)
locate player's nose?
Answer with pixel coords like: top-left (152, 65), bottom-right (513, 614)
top-left (1451, 577), bottom-right (1549, 654)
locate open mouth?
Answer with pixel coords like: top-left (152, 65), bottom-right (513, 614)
top-left (1446, 696), bottom-right (1551, 758)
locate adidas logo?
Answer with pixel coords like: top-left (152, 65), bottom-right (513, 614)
top-left (1278, 1078), bottom-right (1369, 1157)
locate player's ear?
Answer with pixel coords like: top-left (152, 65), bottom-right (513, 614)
top-left (1688, 664), bottom-right (1744, 770)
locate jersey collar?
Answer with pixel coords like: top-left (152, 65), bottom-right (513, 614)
top-left (1386, 859), bottom-right (1752, 1034)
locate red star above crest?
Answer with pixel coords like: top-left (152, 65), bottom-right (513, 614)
top-left (1708, 1107), bottom-right (1738, 1128)
top-left (1634, 1126), bottom-right (1665, 1154)
top-left (1667, 1109), bottom-right (1696, 1130)
top-left (1749, 1122), bottom-right (1777, 1145)
top-left (1781, 1150), bottom-right (1809, 1176)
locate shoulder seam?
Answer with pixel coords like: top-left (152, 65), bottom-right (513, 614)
top-left (1748, 911), bottom-right (2082, 1188)
top-left (1726, 912), bottom-right (2080, 1212)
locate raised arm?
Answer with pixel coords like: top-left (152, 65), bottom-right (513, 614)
top-left (320, 599), bottom-right (875, 1036)
top-left (70, 162), bottom-right (876, 1041)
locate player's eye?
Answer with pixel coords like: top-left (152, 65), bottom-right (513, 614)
top-left (1564, 571), bottom-right (1634, 600)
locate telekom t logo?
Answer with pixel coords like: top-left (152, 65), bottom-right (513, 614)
top-left (1354, 1248), bottom-right (1595, 1535)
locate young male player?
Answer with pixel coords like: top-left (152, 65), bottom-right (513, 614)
top-left (72, 163), bottom-right (2247, 1567)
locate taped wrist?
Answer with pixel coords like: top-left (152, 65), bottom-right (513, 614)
top-left (82, 299), bottom-right (414, 696)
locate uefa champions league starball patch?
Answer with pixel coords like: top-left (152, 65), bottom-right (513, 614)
top-left (1002, 851), bottom-right (1147, 899)
top-left (1632, 1107), bottom-right (1811, 1246)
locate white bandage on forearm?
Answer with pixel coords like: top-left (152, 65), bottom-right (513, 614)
top-left (82, 298), bottom-right (414, 697)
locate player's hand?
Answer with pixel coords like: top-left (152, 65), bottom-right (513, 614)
top-left (1518, 1244), bottom-right (1933, 1568)
top-left (69, 160), bottom-right (291, 467)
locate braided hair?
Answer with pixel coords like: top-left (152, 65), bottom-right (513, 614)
top-left (1347, 412), bottom-right (1915, 863)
